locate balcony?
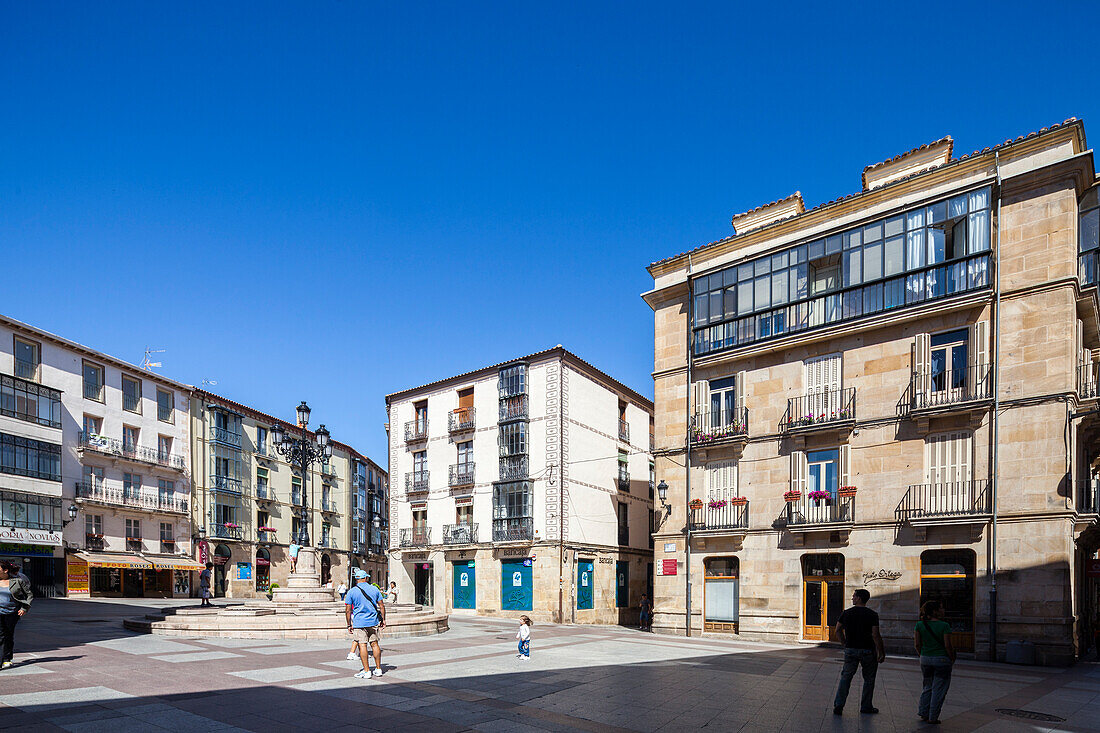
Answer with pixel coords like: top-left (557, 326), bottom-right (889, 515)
top-left (126, 538), bottom-right (143, 552)
top-left (211, 474), bottom-right (245, 495)
top-left (0, 373), bottom-right (62, 428)
top-left (209, 426), bottom-right (243, 447)
top-left (123, 393), bottom-right (141, 413)
top-left (896, 481), bottom-right (990, 541)
top-left (443, 522), bottom-right (478, 545)
top-left (499, 395), bottom-right (528, 422)
top-left (406, 471), bottom-right (430, 495)
top-left (291, 488), bottom-right (307, 507)
top-left (1080, 363), bottom-right (1100, 401)
top-left (690, 408), bottom-right (749, 447)
top-left (257, 530), bottom-right (276, 543)
top-left (499, 456), bottom-right (529, 481)
top-left (78, 432), bottom-right (187, 472)
top-left (75, 481), bottom-right (190, 514)
top-left (901, 363), bottom-right (992, 425)
top-left (449, 408), bottom-right (475, 433)
top-left (318, 537), bottom-right (332, 549)
top-left (321, 499), bottom-right (339, 514)
top-left (449, 463), bottom-right (475, 488)
top-left (498, 378), bottom-right (527, 399)
top-left (404, 420), bottom-right (428, 443)
top-left (780, 389), bottom-right (856, 436)
top-left (160, 540), bottom-right (176, 554)
top-left (618, 419), bottom-right (630, 443)
top-left (1079, 479), bottom-right (1099, 515)
top-left (14, 357), bottom-right (38, 381)
top-left (617, 467), bottom-right (630, 492)
top-left (85, 534), bottom-right (105, 551)
top-left (782, 495), bottom-right (855, 538)
top-left (255, 485), bottom-right (275, 502)
top-left (321, 463), bottom-right (338, 479)
top-left (492, 516), bottom-right (533, 543)
top-left (212, 523), bottom-right (244, 540)
top-left (689, 499), bottom-right (749, 533)
top-left (399, 527), bottom-right (431, 547)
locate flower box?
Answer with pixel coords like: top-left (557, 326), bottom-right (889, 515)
top-left (707, 500), bottom-right (728, 509)
top-left (730, 496), bottom-right (748, 506)
top-left (689, 499), bottom-right (704, 510)
top-left (223, 522), bottom-right (241, 529)
top-left (783, 491), bottom-right (801, 502)
top-left (257, 526), bottom-right (277, 532)
top-left (838, 486), bottom-right (857, 498)
top-left (808, 490), bottom-right (831, 501)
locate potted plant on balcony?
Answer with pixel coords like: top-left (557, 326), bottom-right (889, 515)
top-left (808, 489), bottom-right (831, 506)
top-left (224, 522), bottom-right (241, 529)
top-left (707, 499), bottom-right (728, 510)
top-left (689, 499), bottom-right (704, 510)
top-left (783, 490), bottom-right (801, 502)
top-left (730, 496), bottom-right (748, 506)
top-left (838, 486), bottom-right (857, 498)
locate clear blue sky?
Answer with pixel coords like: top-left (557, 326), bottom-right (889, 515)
top-left (2, 2), bottom-right (1097, 463)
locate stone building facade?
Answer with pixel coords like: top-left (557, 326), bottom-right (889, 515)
top-left (386, 347), bottom-right (654, 624)
top-left (645, 119), bottom-right (1100, 665)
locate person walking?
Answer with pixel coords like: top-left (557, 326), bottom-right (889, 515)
top-left (516, 615), bottom-right (532, 660)
top-left (833, 588), bottom-right (886, 716)
top-left (0, 561), bottom-right (32, 670)
top-left (344, 568), bottom-right (386, 679)
top-left (915, 600), bottom-right (956, 724)
top-left (337, 581), bottom-right (348, 601)
top-left (198, 562), bottom-right (213, 607)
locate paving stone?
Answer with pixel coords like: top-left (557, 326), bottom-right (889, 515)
top-left (149, 651), bottom-right (242, 663)
top-left (227, 665), bottom-right (337, 683)
top-left (0, 687), bottom-right (134, 712)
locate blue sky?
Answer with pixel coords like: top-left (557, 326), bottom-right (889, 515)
top-left (2, 2), bottom-right (1098, 462)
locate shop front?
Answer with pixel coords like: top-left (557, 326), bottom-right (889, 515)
top-left (0, 526), bottom-right (65, 597)
top-left (68, 552), bottom-right (153, 597)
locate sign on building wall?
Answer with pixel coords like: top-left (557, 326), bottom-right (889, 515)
top-left (197, 541), bottom-right (208, 564)
top-left (0, 527), bottom-right (61, 546)
top-left (66, 557), bottom-right (89, 596)
top-left (662, 559), bottom-right (678, 576)
top-left (237, 563), bottom-right (252, 580)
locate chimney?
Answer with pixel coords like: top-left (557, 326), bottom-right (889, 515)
top-left (731, 192), bottom-right (805, 235)
top-left (862, 136), bottom-right (953, 191)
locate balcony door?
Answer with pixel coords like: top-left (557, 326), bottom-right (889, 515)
top-left (804, 449), bottom-right (838, 524)
top-left (805, 354), bottom-right (841, 418)
top-left (926, 432), bottom-right (972, 513)
top-left (930, 329), bottom-right (968, 401)
top-left (414, 401), bottom-right (428, 434)
top-left (709, 376), bottom-right (737, 428)
top-left (802, 554), bottom-right (844, 642)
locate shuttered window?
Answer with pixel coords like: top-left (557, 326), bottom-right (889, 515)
top-left (706, 460), bottom-right (738, 501)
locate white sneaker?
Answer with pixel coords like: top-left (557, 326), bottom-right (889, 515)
top-left (520, 656), bottom-right (530, 661)
top-left (346, 652), bottom-right (358, 661)
top-left (0, 661), bottom-right (11, 670)
top-left (353, 669), bottom-right (370, 679)
top-left (372, 668), bottom-right (383, 677)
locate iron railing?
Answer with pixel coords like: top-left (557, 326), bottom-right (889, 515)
top-left (257, 530), bottom-right (275, 543)
top-left (399, 527), bottom-right (431, 547)
top-left (126, 538), bottom-right (143, 552)
top-left (255, 485), bottom-right (274, 501)
top-left (903, 363), bottom-right (992, 412)
top-left (14, 358), bottom-right (38, 381)
top-left (211, 474), bottom-right (245, 495)
top-left (617, 467), bottom-right (630, 492)
top-left (500, 456), bottom-right (529, 481)
top-left (404, 420), bottom-right (428, 442)
top-left (1079, 479), bottom-right (1099, 514)
top-left (785, 495), bottom-right (855, 526)
top-left (690, 408), bottom-right (748, 444)
top-left (689, 500), bottom-right (749, 531)
top-left (449, 408), bottom-right (475, 433)
top-left (85, 534), bottom-right (105, 551)
top-left (322, 463), bottom-right (337, 478)
top-left (449, 463), bottom-right (475, 487)
top-left (492, 516), bottom-right (533, 542)
top-left (499, 395), bottom-right (528, 421)
top-left (83, 377), bottom-right (102, 400)
top-left (160, 540), bottom-right (176, 554)
top-left (895, 480), bottom-right (990, 521)
top-left (443, 522), bottom-right (478, 544)
top-left (780, 388), bottom-right (856, 431)
top-left (1080, 363), bottom-right (1100, 400)
top-left (618, 419), bottom-right (630, 443)
top-left (75, 481), bottom-right (189, 514)
top-left (209, 426), bottom-right (243, 447)
top-left (291, 488), bottom-right (307, 506)
top-left (79, 431), bottom-right (187, 470)
top-left (212, 523), bottom-right (244, 540)
top-left (321, 500), bottom-right (338, 513)
top-left (317, 537), bottom-right (331, 548)
top-left (123, 392), bottom-right (141, 413)
top-left (406, 471), bottom-right (429, 493)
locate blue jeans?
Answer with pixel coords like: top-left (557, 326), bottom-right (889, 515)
top-left (918, 655), bottom-right (953, 720)
top-left (834, 648), bottom-right (878, 711)
top-left (518, 639), bottom-right (529, 657)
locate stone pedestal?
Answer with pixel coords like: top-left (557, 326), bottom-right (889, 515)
top-left (272, 547), bottom-right (335, 604)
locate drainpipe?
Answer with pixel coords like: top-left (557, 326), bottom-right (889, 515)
top-left (685, 254), bottom-right (694, 637)
top-left (991, 152), bottom-right (1002, 662)
top-left (558, 354), bottom-right (566, 625)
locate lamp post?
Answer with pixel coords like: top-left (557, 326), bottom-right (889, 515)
top-left (270, 401), bottom-right (332, 547)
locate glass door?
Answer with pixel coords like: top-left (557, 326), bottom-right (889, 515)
top-left (802, 554), bottom-right (844, 641)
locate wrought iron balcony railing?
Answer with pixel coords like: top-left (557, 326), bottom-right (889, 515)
top-left (443, 522), bottom-right (478, 544)
top-left (85, 534), bottom-right (105, 551)
top-left (406, 471), bottom-right (429, 493)
top-left (257, 530), bottom-right (275, 543)
top-left (212, 523), bottom-right (244, 540)
top-left (291, 488), bottom-right (307, 506)
top-left (209, 426), bottom-right (243, 447)
top-left (84, 379), bottom-right (102, 400)
top-left (1079, 479), bottom-right (1099, 514)
top-left (617, 467), bottom-right (630, 491)
top-left (903, 363), bottom-right (992, 412)
top-left (14, 357), bottom-right (38, 381)
top-left (449, 463), bottom-right (475, 487)
top-left (492, 517), bottom-right (534, 542)
top-left (317, 537), bottom-right (331, 548)
top-left (255, 485), bottom-right (275, 501)
top-left (499, 456), bottom-right (529, 481)
top-left (499, 395), bottom-right (528, 421)
top-left (123, 393), bottom-right (141, 413)
top-left (404, 420), bottom-right (428, 442)
top-left (449, 408), bottom-right (475, 433)
top-left (895, 481), bottom-right (990, 522)
top-left (1080, 363), bottom-right (1100, 400)
top-left (689, 499), bottom-right (749, 531)
top-left (78, 431), bottom-right (187, 471)
top-left (75, 481), bottom-right (189, 514)
top-left (780, 388), bottom-right (856, 432)
top-left (617, 419), bottom-right (629, 444)
top-left (321, 500), bottom-right (339, 513)
top-left (690, 408), bottom-right (749, 445)
top-left (211, 474), bottom-right (245, 495)
top-left (784, 495), bottom-right (855, 526)
top-left (321, 463), bottom-right (337, 478)
top-left (399, 527), bottom-right (431, 547)
top-left (126, 538), bottom-right (143, 552)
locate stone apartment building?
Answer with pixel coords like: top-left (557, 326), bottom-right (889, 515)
top-left (0, 313), bottom-right (198, 599)
top-left (189, 390), bottom-right (388, 598)
top-left (645, 119), bottom-right (1100, 665)
top-left (386, 347), bottom-right (654, 624)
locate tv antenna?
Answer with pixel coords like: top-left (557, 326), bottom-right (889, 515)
top-left (141, 348), bottom-right (165, 371)
top-left (202, 379), bottom-right (219, 387)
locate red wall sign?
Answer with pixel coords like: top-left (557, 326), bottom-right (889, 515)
top-left (197, 541), bottom-right (208, 564)
top-left (662, 559), bottom-right (678, 576)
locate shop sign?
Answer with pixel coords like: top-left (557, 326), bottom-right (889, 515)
top-left (1086, 559), bottom-right (1100, 578)
top-left (662, 558), bottom-right (677, 576)
top-left (237, 563), bottom-right (252, 580)
top-left (0, 543), bottom-right (54, 557)
top-left (0, 527), bottom-right (61, 546)
top-left (404, 552), bottom-right (428, 561)
top-left (663, 542), bottom-right (677, 553)
top-left (197, 541), bottom-right (208, 564)
top-left (67, 557), bottom-right (90, 595)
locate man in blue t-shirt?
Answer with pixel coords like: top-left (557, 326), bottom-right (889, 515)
top-left (344, 568), bottom-right (386, 679)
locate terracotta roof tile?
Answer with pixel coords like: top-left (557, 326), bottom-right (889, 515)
top-left (861, 135), bottom-right (953, 190)
top-left (729, 191), bottom-right (804, 225)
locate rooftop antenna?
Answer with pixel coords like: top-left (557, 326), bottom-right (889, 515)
top-left (141, 348), bottom-right (165, 371)
top-left (202, 379), bottom-right (218, 387)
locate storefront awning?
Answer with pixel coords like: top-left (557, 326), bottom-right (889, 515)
top-left (145, 556), bottom-right (205, 571)
top-left (71, 552), bottom-right (153, 569)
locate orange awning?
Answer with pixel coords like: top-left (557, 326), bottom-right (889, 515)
top-left (72, 552), bottom-right (152, 570)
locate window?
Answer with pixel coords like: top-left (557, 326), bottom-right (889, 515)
top-left (457, 441), bottom-right (473, 465)
top-left (499, 364), bottom-right (527, 397)
top-left (122, 375), bottom-right (142, 413)
top-left (123, 425), bottom-right (139, 452)
top-left (920, 550), bottom-right (976, 652)
top-left (126, 518), bottom-right (142, 549)
top-left (321, 522), bottom-right (331, 546)
top-left (807, 449), bottom-right (839, 497)
top-left (414, 400), bottom-right (427, 434)
top-left (291, 516), bottom-right (306, 544)
top-left (1080, 187), bottom-right (1099, 285)
top-left (617, 502), bottom-right (629, 546)
top-left (158, 435), bottom-right (172, 461)
top-left (649, 461), bottom-right (656, 499)
top-left (0, 489), bottom-right (62, 531)
top-left (83, 414), bottom-right (102, 438)
top-left (257, 466), bottom-right (269, 498)
top-left (256, 427), bottom-right (267, 455)
top-left (805, 354), bottom-right (842, 415)
top-left (706, 460), bottom-right (738, 502)
top-left (257, 509), bottom-right (269, 530)
top-left (926, 431), bottom-right (972, 500)
top-left (930, 329), bottom-right (968, 394)
top-left (157, 389), bottom-right (174, 422)
top-left (83, 465), bottom-right (104, 489)
top-left (13, 337), bottom-right (40, 381)
top-left (493, 481), bottom-right (532, 520)
top-left (413, 450), bottom-right (427, 477)
top-left (291, 475), bottom-right (303, 504)
top-left (1, 373), bottom-right (61, 428)
top-left (123, 472), bottom-right (142, 498)
top-left (618, 450), bottom-right (629, 492)
top-left (158, 478), bottom-right (175, 502)
top-left (85, 514), bottom-right (102, 536)
top-left (456, 504), bottom-right (473, 525)
top-left (618, 401), bottom-right (629, 441)
top-left (499, 422), bottom-right (527, 456)
top-left (0, 433), bottom-right (61, 481)
top-left (160, 522), bottom-right (173, 541)
top-left (704, 557), bottom-right (740, 632)
top-left (83, 361), bottom-right (104, 401)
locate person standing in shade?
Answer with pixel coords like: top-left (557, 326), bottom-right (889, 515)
top-left (386, 581), bottom-right (399, 605)
top-left (198, 562), bottom-right (214, 607)
top-left (915, 600), bottom-right (956, 724)
top-left (833, 588), bottom-right (886, 716)
top-left (345, 568), bottom-right (386, 679)
top-left (638, 593), bottom-right (652, 631)
top-left (0, 561), bottom-right (32, 669)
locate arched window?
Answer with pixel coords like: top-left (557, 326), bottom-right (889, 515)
top-left (255, 548), bottom-right (270, 592)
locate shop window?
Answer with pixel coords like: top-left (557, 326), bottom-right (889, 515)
top-left (704, 557), bottom-right (739, 633)
top-left (920, 549), bottom-right (975, 652)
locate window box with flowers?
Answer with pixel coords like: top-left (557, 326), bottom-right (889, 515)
top-left (257, 526), bottom-right (277, 533)
top-left (783, 490), bottom-right (801, 502)
top-left (223, 522), bottom-right (241, 529)
top-left (808, 489), bottom-right (831, 505)
top-left (729, 496), bottom-right (748, 506)
top-left (707, 499), bottom-right (728, 510)
top-left (837, 486), bottom-right (857, 498)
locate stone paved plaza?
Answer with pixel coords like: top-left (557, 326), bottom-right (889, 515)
top-left (2, 599), bottom-right (1099, 732)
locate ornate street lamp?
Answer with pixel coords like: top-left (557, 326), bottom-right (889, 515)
top-left (657, 479), bottom-right (671, 517)
top-left (270, 401), bottom-right (333, 546)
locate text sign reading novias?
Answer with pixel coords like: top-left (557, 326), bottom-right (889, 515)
top-left (0, 527), bottom-right (62, 546)
top-left (662, 559), bottom-right (678, 576)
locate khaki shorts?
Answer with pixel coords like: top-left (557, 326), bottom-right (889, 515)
top-left (351, 626), bottom-right (380, 645)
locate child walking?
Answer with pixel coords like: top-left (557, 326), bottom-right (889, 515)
top-left (516, 615), bottom-right (532, 660)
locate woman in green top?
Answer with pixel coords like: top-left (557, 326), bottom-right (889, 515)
top-left (914, 600), bottom-right (956, 724)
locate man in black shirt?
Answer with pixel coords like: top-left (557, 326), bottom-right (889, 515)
top-left (832, 588), bottom-right (886, 715)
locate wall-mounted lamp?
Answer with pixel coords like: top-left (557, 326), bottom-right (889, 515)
top-left (656, 480), bottom-right (671, 517)
top-left (62, 504), bottom-right (78, 527)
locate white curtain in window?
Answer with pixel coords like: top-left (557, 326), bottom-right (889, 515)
top-left (705, 579), bottom-right (739, 622)
top-left (706, 460), bottom-right (737, 501)
top-left (968, 210), bottom-right (990, 254)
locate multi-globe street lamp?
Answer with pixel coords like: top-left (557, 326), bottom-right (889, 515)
top-left (270, 401), bottom-right (331, 546)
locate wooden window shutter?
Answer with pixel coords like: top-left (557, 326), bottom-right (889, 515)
top-left (839, 444), bottom-right (851, 489)
top-left (913, 333), bottom-right (931, 403)
top-left (692, 380), bottom-right (709, 415)
top-left (735, 371), bottom-right (747, 419)
top-left (790, 451), bottom-right (806, 494)
top-left (970, 321), bottom-right (989, 397)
